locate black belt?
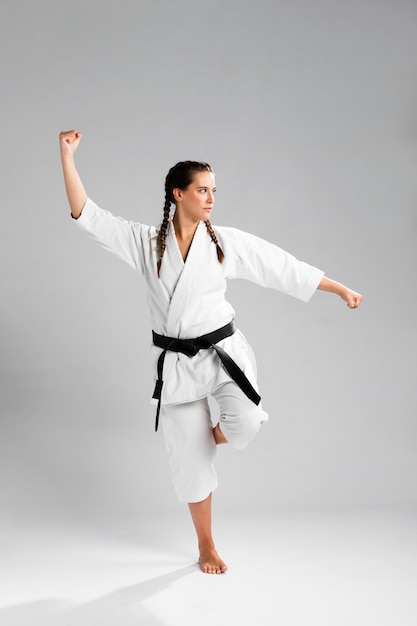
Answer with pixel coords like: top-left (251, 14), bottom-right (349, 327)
top-left (151, 320), bottom-right (261, 431)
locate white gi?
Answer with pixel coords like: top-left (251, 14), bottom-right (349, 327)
top-left (75, 198), bottom-right (324, 502)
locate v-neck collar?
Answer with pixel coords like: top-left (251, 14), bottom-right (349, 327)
top-left (170, 219), bottom-right (203, 265)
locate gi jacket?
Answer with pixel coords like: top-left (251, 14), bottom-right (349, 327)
top-left (75, 198), bottom-right (324, 406)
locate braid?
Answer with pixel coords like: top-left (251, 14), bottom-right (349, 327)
top-left (204, 219), bottom-right (224, 263)
top-left (157, 194), bottom-right (171, 277)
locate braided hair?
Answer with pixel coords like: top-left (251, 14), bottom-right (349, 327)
top-left (157, 160), bottom-right (225, 277)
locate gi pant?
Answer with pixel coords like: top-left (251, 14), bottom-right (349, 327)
top-left (161, 381), bottom-right (269, 503)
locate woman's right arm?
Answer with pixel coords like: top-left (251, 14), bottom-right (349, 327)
top-left (59, 130), bottom-right (87, 219)
top-left (59, 130), bottom-right (148, 272)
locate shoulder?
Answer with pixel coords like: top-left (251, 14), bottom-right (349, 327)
top-left (213, 224), bottom-right (251, 239)
top-left (213, 224), bottom-right (266, 248)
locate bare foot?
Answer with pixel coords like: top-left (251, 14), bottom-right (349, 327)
top-left (199, 543), bottom-right (228, 574)
top-left (213, 423), bottom-right (228, 445)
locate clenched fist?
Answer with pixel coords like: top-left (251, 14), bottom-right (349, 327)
top-left (59, 130), bottom-right (82, 156)
top-left (343, 289), bottom-right (363, 309)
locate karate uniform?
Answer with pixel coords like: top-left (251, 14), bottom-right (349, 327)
top-left (75, 198), bottom-right (324, 501)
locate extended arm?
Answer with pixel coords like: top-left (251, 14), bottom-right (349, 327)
top-left (59, 130), bottom-right (87, 219)
top-left (318, 276), bottom-right (363, 309)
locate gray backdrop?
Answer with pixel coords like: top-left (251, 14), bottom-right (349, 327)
top-left (1, 0), bottom-right (416, 527)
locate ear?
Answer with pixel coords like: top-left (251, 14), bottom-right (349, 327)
top-left (172, 188), bottom-right (183, 202)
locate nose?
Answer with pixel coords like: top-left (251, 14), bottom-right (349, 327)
top-left (207, 190), bottom-right (215, 204)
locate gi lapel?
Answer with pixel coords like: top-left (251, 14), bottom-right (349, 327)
top-left (165, 220), bottom-right (208, 337)
top-left (161, 219), bottom-right (185, 297)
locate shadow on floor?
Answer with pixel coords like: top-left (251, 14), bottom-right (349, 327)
top-left (0, 563), bottom-right (198, 626)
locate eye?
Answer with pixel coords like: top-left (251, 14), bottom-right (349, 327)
top-left (199, 188), bottom-right (207, 193)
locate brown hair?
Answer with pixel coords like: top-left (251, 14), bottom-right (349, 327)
top-left (157, 161), bottom-right (224, 277)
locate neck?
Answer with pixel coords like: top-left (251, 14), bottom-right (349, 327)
top-left (173, 211), bottom-right (200, 240)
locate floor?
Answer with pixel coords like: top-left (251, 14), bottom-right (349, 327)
top-left (0, 510), bottom-right (416, 626)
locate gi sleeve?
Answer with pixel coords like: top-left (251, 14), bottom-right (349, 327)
top-left (220, 226), bottom-right (324, 302)
top-left (74, 197), bottom-right (151, 273)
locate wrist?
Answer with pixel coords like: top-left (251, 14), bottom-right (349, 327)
top-left (61, 149), bottom-right (75, 160)
top-left (340, 286), bottom-right (350, 300)
top-left (318, 277), bottom-right (345, 296)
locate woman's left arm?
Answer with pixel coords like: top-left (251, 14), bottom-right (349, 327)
top-left (318, 277), bottom-right (363, 309)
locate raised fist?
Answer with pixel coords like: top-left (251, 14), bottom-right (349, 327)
top-left (59, 130), bottom-right (82, 155)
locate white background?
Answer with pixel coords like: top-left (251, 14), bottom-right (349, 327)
top-left (0, 0), bottom-right (416, 528)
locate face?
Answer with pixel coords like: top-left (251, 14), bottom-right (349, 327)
top-left (173, 171), bottom-right (216, 223)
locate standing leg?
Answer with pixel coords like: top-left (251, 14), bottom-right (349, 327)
top-left (188, 493), bottom-right (228, 574)
top-left (161, 398), bottom-right (218, 503)
top-left (161, 399), bottom-right (226, 573)
top-left (187, 382), bottom-right (266, 573)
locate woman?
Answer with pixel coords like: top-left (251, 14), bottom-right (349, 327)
top-left (59, 129), bottom-right (363, 574)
